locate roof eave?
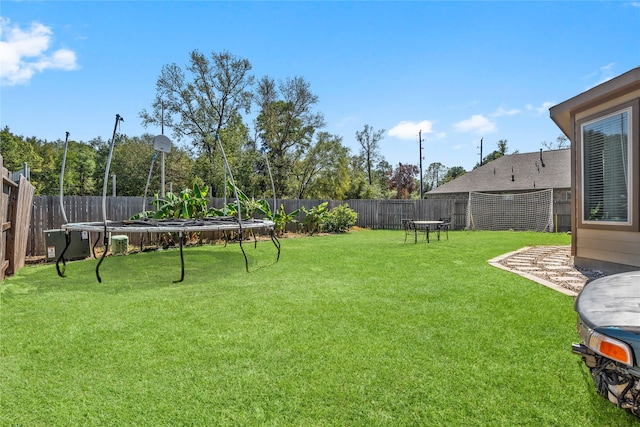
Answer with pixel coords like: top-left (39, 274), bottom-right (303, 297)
top-left (549, 66), bottom-right (640, 137)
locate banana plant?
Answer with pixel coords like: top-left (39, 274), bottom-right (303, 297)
top-left (225, 180), bottom-right (264, 220)
top-left (255, 201), bottom-right (300, 236)
top-left (150, 183), bottom-right (211, 219)
top-left (301, 202), bottom-right (329, 235)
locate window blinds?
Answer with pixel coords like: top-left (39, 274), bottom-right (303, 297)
top-left (582, 109), bottom-right (629, 222)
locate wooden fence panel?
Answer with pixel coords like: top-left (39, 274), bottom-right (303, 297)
top-left (1, 155), bottom-right (8, 279)
top-left (2, 156), bottom-right (35, 279)
top-left (7, 176), bottom-right (35, 275)
top-left (26, 195), bottom-right (572, 257)
top-left (554, 200), bottom-right (571, 233)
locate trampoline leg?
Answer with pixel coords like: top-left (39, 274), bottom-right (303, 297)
top-left (92, 233), bottom-right (101, 259)
top-left (270, 229), bottom-right (281, 262)
top-left (239, 230), bottom-right (249, 273)
top-left (95, 232), bottom-right (109, 283)
top-left (56, 232), bottom-right (72, 278)
top-left (174, 231), bottom-right (185, 283)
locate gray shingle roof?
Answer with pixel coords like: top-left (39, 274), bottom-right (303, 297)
top-left (427, 149), bottom-right (570, 194)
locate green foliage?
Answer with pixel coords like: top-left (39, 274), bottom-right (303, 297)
top-left (225, 180), bottom-right (261, 219)
top-left (321, 203), bottom-right (357, 233)
top-left (149, 183), bottom-right (210, 219)
top-left (355, 124), bottom-right (385, 186)
top-left (301, 202), bottom-right (329, 235)
top-left (254, 76), bottom-right (325, 198)
top-left (293, 132), bottom-right (351, 199)
top-left (274, 205), bottom-right (300, 235)
top-left (254, 199), bottom-right (300, 235)
top-left (0, 127), bottom-right (43, 172)
top-left (442, 166), bottom-right (466, 184)
top-left (588, 202), bottom-right (602, 221)
top-left (139, 50), bottom-right (254, 191)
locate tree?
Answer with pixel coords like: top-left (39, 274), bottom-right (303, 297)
top-left (344, 155), bottom-right (369, 199)
top-left (90, 134), bottom-right (126, 197)
top-left (0, 127), bottom-right (43, 174)
top-left (497, 139), bottom-right (509, 156)
top-left (31, 139), bottom-right (60, 195)
top-left (140, 50), bottom-right (254, 193)
top-left (103, 136), bottom-right (148, 196)
top-left (541, 134), bottom-right (569, 150)
top-left (442, 166), bottom-right (466, 184)
top-left (474, 139), bottom-right (517, 169)
top-left (254, 75), bottom-right (325, 197)
top-left (355, 125), bottom-right (385, 186)
top-left (293, 132), bottom-right (350, 199)
top-left (62, 141), bottom-right (97, 195)
top-left (192, 112), bottom-right (251, 197)
top-left (424, 162), bottom-right (446, 191)
top-left (108, 134), bottom-right (193, 197)
top-left (389, 163), bottom-right (419, 199)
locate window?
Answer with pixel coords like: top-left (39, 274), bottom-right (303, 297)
top-left (581, 107), bottom-right (632, 224)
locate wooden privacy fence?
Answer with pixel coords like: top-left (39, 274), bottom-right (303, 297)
top-left (27, 196), bottom-right (459, 257)
top-left (1, 155), bottom-right (35, 280)
top-left (26, 195), bottom-right (570, 258)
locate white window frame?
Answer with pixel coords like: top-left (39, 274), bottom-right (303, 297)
top-left (580, 106), bottom-right (633, 226)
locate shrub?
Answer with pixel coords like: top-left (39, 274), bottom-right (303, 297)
top-left (322, 204), bottom-right (357, 233)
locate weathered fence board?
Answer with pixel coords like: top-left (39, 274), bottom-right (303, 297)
top-left (7, 176), bottom-right (35, 275)
top-left (2, 155), bottom-right (35, 279)
top-left (1, 154), bottom-right (8, 278)
top-left (26, 195), bottom-right (571, 257)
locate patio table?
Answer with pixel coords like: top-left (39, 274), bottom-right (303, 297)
top-left (403, 220), bottom-right (445, 243)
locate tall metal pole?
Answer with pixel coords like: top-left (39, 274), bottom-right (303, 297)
top-left (419, 130), bottom-right (424, 199)
top-left (161, 102), bottom-right (165, 197)
top-left (59, 131), bottom-right (70, 224)
top-left (479, 137), bottom-right (483, 167)
top-left (102, 114), bottom-right (123, 226)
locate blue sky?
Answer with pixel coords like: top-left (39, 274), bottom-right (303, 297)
top-left (1, 1), bottom-right (639, 171)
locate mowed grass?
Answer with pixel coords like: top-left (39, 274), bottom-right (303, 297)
top-left (1, 230), bottom-right (637, 426)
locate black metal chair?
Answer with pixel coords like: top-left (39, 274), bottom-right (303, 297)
top-left (403, 219), bottom-right (428, 243)
top-left (437, 217), bottom-right (451, 240)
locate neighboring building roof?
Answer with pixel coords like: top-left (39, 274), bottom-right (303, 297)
top-left (427, 149), bottom-right (570, 195)
top-left (550, 66), bottom-right (640, 138)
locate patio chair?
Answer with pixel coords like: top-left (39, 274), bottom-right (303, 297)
top-left (437, 217), bottom-right (451, 240)
top-left (402, 219), bottom-right (428, 243)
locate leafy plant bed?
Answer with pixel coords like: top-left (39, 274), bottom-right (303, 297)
top-left (1, 230), bottom-right (637, 426)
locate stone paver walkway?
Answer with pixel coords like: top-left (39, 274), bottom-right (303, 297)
top-left (488, 246), bottom-right (605, 297)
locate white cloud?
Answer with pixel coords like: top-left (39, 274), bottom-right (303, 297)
top-left (388, 120), bottom-right (435, 140)
top-left (489, 107), bottom-right (521, 117)
top-left (583, 63), bottom-right (617, 89)
top-left (525, 101), bottom-right (555, 115)
top-left (453, 114), bottom-right (496, 134)
top-left (0, 17), bottom-right (78, 86)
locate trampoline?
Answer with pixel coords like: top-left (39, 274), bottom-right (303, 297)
top-left (56, 115), bottom-right (280, 283)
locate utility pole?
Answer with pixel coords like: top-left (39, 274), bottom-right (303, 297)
top-left (479, 137), bottom-right (483, 167)
top-left (161, 102), bottom-right (165, 198)
top-left (419, 130), bottom-right (424, 199)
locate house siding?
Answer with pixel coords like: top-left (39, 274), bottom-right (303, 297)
top-left (576, 228), bottom-right (640, 273)
top-left (550, 67), bottom-right (640, 273)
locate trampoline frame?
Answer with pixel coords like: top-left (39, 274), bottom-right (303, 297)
top-left (56, 116), bottom-right (280, 283)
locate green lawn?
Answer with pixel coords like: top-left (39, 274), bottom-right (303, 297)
top-left (1, 230), bottom-right (637, 426)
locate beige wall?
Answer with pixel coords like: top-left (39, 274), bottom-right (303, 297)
top-left (575, 228), bottom-right (640, 274)
top-left (571, 89), bottom-right (640, 272)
